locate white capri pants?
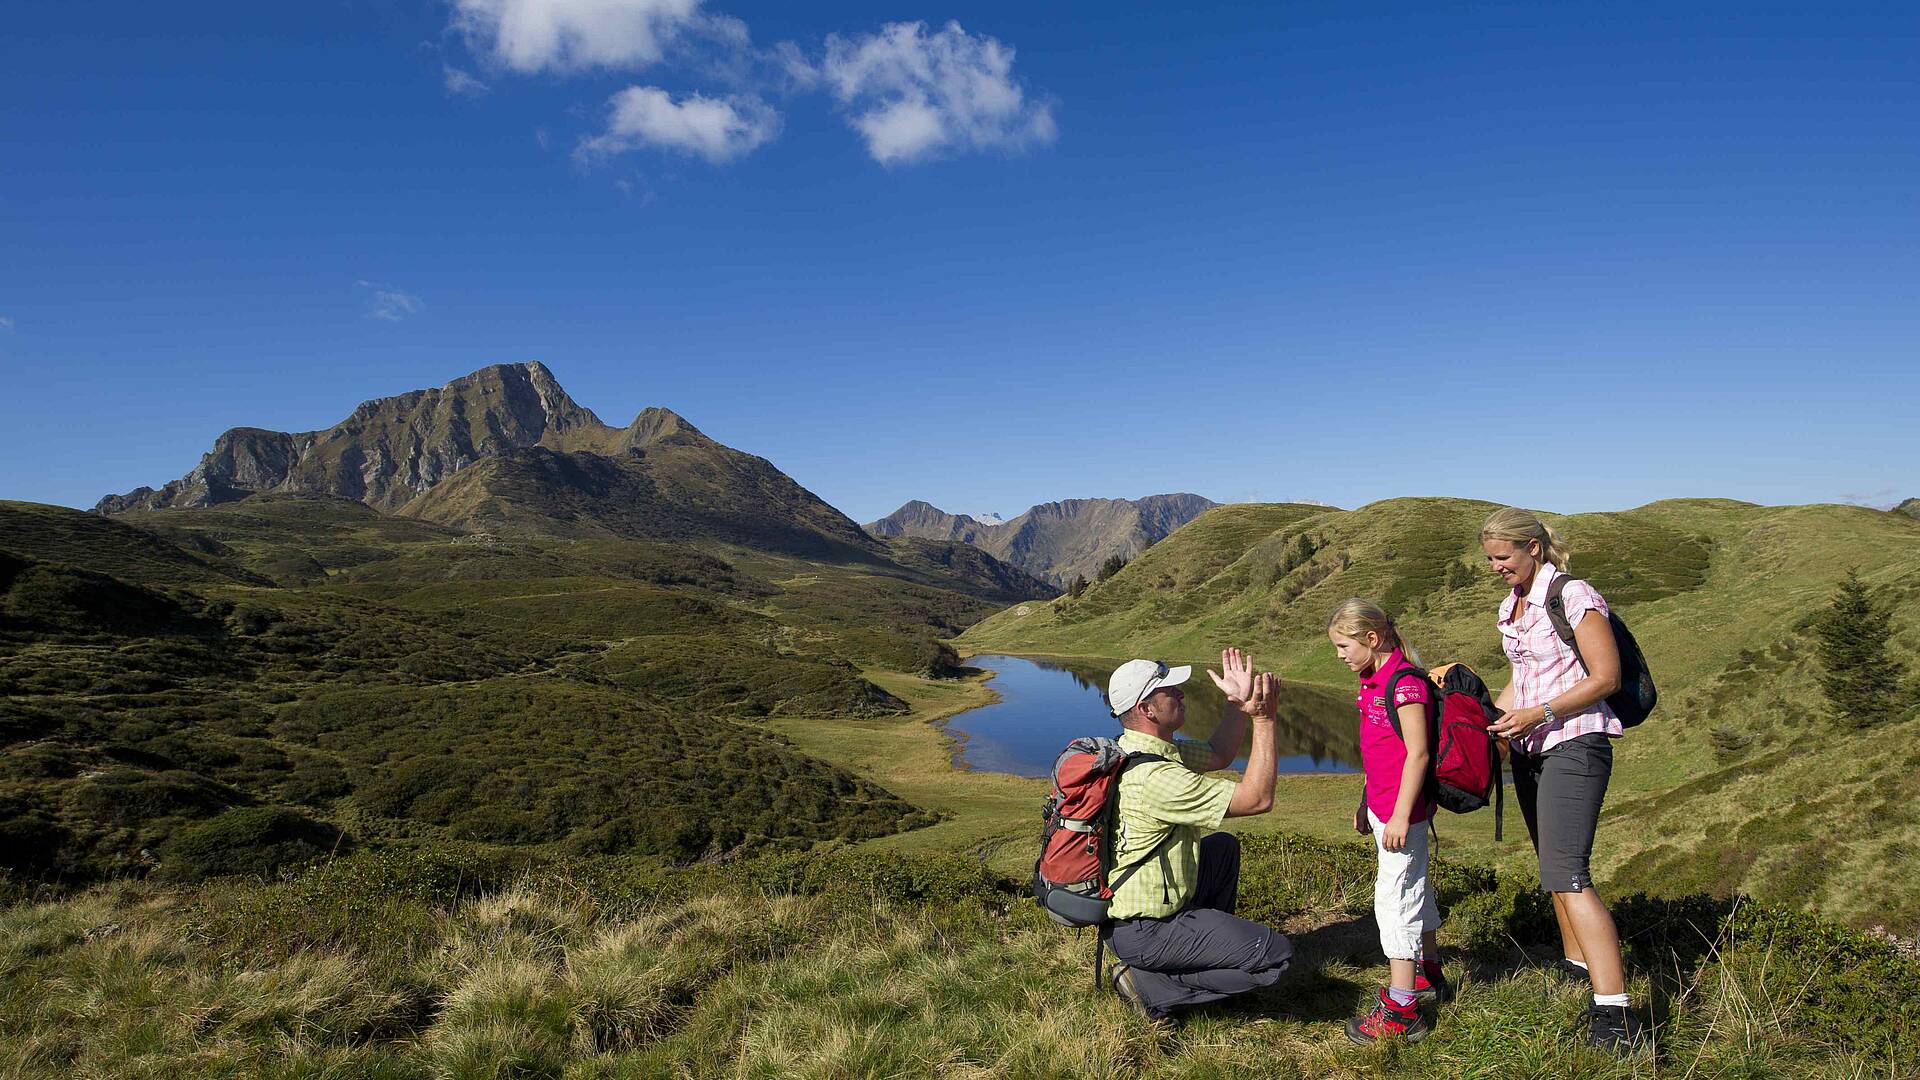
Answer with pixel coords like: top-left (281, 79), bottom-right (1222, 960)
top-left (1368, 809), bottom-right (1442, 961)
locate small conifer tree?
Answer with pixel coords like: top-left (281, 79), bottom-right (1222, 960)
top-left (1097, 555), bottom-right (1127, 582)
top-left (1814, 569), bottom-right (1905, 727)
top-left (1066, 575), bottom-right (1087, 599)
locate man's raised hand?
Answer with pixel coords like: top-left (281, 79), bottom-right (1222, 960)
top-left (1208, 647), bottom-right (1255, 704)
top-left (1246, 671), bottom-right (1282, 721)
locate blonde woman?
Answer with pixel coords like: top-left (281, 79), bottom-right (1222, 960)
top-left (1480, 507), bottom-right (1648, 1055)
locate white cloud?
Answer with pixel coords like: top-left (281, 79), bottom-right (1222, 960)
top-left (355, 281), bottom-right (425, 322)
top-left (452, 0), bottom-right (704, 73)
top-left (444, 66), bottom-right (490, 96)
top-left (0, 316), bottom-right (13, 331)
top-left (579, 86), bottom-right (778, 164)
top-left (823, 21), bottom-right (1055, 165)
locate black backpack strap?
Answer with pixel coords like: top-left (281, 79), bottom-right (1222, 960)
top-left (1097, 751), bottom-right (1170, 992)
top-left (1106, 751), bottom-right (1172, 894)
top-left (1543, 574), bottom-right (1590, 675)
top-left (1381, 666), bottom-right (1438, 742)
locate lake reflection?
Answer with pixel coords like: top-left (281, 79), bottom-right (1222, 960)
top-left (948, 654), bottom-right (1360, 778)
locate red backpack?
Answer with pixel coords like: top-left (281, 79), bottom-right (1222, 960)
top-left (1030, 736), bottom-right (1175, 987)
top-left (1380, 662), bottom-right (1504, 840)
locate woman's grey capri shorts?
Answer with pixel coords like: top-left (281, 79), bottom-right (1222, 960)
top-left (1509, 733), bottom-right (1613, 893)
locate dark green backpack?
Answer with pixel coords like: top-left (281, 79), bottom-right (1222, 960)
top-left (1544, 575), bottom-right (1657, 728)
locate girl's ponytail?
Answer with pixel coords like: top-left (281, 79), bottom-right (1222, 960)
top-left (1326, 598), bottom-right (1423, 668)
top-left (1480, 506), bottom-right (1573, 570)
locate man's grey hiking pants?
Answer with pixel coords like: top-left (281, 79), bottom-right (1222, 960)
top-left (1104, 833), bottom-right (1294, 1017)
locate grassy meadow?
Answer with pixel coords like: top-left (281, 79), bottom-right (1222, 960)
top-left (3, 493), bottom-right (1918, 1077)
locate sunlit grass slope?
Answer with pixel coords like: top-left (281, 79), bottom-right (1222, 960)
top-left (3, 838), bottom-right (1912, 1079)
top-left (962, 498), bottom-right (1920, 930)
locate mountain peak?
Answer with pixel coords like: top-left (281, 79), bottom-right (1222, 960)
top-left (625, 406), bottom-right (702, 443)
top-left (865, 493), bottom-right (1218, 587)
top-left (98, 362), bottom-right (612, 514)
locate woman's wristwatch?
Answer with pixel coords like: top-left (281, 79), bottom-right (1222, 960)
top-left (1542, 701), bottom-right (1557, 727)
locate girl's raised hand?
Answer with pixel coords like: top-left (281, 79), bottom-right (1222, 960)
top-left (1208, 647), bottom-right (1255, 704)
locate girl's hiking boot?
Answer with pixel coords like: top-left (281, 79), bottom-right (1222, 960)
top-left (1584, 1003), bottom-right (1652, 1055)
top-left (1556, 959), bottom-right (1591, 986)
top-left (1345, 988), bottom-right (1431, 1044)
top-left (1412, 965), bottom-right (1452, 1004)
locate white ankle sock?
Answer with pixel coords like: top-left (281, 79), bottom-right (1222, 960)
top-left (1564, 957), bottom-right (1589, 970)
top-left (1386, 985), bottom-right (1417, 1007)
top-left (1593, 992), bottom-right (1630, 1008)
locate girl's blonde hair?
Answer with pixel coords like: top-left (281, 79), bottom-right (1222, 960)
top-left (1479, 506), bottom-right (1573, 569)
top-left (1326, 598), bottom-right (1424, 668)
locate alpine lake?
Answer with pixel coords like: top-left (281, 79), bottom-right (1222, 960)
top-left (948, 654), bottom-right (1360, 779)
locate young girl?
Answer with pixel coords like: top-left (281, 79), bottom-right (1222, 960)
top-left (1327, 598), bottom-right (1450, 1044)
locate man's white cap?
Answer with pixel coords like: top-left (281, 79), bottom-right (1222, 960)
top-left (1107, 659), bottom-right (1191, 718)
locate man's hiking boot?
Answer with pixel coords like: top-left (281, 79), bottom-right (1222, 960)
top-left (1584, 1003), bottom-right (1652, 1055)
top-left (1110, 964), bottom-right (1172, 1031)
top-left (1345, 988), bottom-right (1431, 1045)
top-left (1412, 966), bottom-right (1452, 1005)
top-left (1556, 959), bottom-right (1592, 986)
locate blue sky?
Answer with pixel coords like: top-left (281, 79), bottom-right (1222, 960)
top-left (3, 1), bottom-right (1915, 522)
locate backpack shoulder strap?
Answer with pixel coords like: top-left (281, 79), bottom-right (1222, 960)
top-left (1543, 574), bottom-right (1591, 673)
top-left (1544, 573), bottom-right (1576, 645)
top-left (1381, 665), bottom-right (1435, 742)
top-left (1105, 749), bottom-right (1174, 893)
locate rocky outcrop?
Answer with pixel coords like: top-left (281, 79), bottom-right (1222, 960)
top-left (96, 362), bottom-right (607, 514)
top-left (1895, 497), bottom-right (1920, 520)
top-left (866, 493), bottom-right (1217, 587)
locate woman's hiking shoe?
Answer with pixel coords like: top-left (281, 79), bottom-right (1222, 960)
top-left (1557, 959), bottom-right (1592, 986)
top-left (1584, 1003), bottom-right (1652, 1055)
top-left (1110, 964), bottom-right (1172, 1031)
top-left (1412, 967), bottom-right (1452, 1005)
top-left (1345, 988), bottom-right (1431, 1045)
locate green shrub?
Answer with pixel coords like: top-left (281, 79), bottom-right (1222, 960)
top-left (159, 806), bottom-right (344, 882)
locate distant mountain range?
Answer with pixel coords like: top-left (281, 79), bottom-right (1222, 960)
top-left (865, 494), bottom-right (1217, 588)
top-left (95, 362), bottom-right (1052, 603)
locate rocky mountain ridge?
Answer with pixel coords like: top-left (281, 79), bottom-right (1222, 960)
top-left (865, 493), bottom-right (1217, 587)
top-left (94, 362), bottom-right (1052, 601)
top-left (97, 362), bottom-right (614, 514)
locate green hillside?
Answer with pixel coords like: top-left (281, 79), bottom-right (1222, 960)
top-left (963, 497), bottom-right (1920, 929)
top-left (0, 497), bottom-right (994, 883)
top-left (4, 492), bottom-right (1918, 1077)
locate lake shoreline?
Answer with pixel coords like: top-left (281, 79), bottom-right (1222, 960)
top-left (945, 652), bottom-right (1361, 780)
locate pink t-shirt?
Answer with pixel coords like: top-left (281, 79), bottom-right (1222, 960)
top-left (1355, 649), bottom-right (1435, 824)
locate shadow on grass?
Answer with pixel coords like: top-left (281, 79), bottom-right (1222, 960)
top-left (1179, 916), bottom-right (1380, 1027)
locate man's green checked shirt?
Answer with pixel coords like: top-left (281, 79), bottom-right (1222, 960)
top-left (1109, 729), bottom-right (1236, 920)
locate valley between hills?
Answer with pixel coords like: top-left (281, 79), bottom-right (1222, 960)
top-left (3, 361), bottom-right (1917, 1077)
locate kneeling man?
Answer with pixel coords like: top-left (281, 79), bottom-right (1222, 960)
top-left (1103, 647), bottom-right (1292, 1025)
